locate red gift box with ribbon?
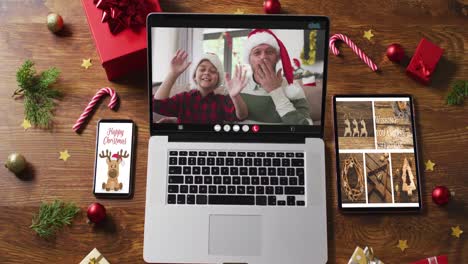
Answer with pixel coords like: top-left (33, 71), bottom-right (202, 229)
top-left (406, 38), bottom-right (443, 85)
top-left (81, 0), bottom-right (162, 80)
top-left (410, 255), bottom-right (448, 264)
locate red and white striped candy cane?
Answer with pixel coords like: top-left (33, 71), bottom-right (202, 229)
top-left (73, 87), bottom-right (118, 132)
top-left (329, 33), bottom-right (378, 72)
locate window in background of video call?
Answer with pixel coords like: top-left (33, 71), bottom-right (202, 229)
top-left (151, 27), bottom-right (326, 126)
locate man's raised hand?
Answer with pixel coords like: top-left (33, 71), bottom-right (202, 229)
top-left (255, 59), bottom-right (283, 93)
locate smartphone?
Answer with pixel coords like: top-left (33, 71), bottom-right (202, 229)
top-left (93, 119), bottom-right (136, 198)
top-left (333, 95), bottom-right (422, 212)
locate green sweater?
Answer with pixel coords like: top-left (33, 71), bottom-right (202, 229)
top-left (240, 81), bottom-right (312, 125)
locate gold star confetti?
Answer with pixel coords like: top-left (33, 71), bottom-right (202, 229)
top-left (234, 8), bottom-right (245, 14)
top-left (451, 226), bottom-right (463, 238)
top-left (425, 160), bottom-right (436, 171)
top-left (81, 58), bottom-right (92, 69)
top-left (59, 150), bottom-right (71, 161)
top-left (397, 240), bottom-right (408, 252)
top-left (363, 30), bottom-right (374, 41)
top-left (21, 119), bottom-right (31, 130)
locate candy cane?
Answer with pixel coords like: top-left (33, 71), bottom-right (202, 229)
top-left (329, 33), bottom-right (378, 72)
top-left (73, 87), bottom-right (118, 132)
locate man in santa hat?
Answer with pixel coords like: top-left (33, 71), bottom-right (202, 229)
top-left (240, 29), bottom-right (312, 125)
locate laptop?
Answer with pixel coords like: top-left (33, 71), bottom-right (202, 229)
top-left (144, 13), bottom-right (329, 264)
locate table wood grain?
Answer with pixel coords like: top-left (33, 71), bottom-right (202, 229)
top-left (0, 0), bottom-right (467, 263)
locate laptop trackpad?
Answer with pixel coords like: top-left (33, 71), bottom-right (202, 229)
top-left (209, 215), bottom-right (262, 256)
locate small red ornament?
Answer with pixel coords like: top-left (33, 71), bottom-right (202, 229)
top-left (264, 0), bottom-right (281, 14)
top-left (432, 186), bottom-right (451, 205)
top-left (87, 202), bottom-right (107, 224)
top-left (386, 43), bottom-right (405, 63)
top-left (47, 13), bottom-right (64, 33)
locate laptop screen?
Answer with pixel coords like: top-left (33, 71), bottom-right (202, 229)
top-left (149, 15), bottom-right (328, 136)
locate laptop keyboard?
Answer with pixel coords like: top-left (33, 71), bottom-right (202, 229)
top-left (166, 150), bottom-right (306, 206)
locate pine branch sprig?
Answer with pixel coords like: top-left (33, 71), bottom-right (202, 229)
top-left (30, 200), bottom-right (80, 238)
top-left (15, 60), bottom-right (36, 94)
top-left (39, 67), bottom-right (60, 90)
top-left (14, 60), bottom-right (61, 128)
top-left (446, 80), bottom-right (468, 106)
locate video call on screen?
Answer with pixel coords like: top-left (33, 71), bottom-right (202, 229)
top-left (151, 27), bottom-right (326, 128)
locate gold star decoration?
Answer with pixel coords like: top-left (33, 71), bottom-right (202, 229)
top-left (21, 119), bottom-right (31, 130)
top-left (425, 160), bottom-right (436, 171)
top-left (59, 150), bottom-right (71, 162)
top-left (451, 226), bottom-right (463, 238)
top-left (234, 8), bottom-right (245, 14)
top-left (363, 29), bottom-right (374, 41)
top-left (81, 58), bottom-right (92, 69)
top-left (397, 240), bottom-right (408, 252)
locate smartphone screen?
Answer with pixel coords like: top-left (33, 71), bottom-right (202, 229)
top-left (94, 120), bottom-right (135, 198)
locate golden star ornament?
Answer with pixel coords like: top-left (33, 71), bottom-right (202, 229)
top-left (397, 240), bottom-right (409, 252)
top-left (21, 119), bottom-right (31, 130)
top-left (425, 160), bottom-right (436, 171)
top-left (451, 226), bottom-right (463, 238)
top-left (81, 58), bottom-right (92, 69)
top-left (363, 29), bottom-right (374, 40)
top-left (59, 150), bottom-right (71, 161)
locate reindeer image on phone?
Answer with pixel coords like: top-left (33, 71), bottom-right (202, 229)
top-left (99, 149), bottom-right (129, 191)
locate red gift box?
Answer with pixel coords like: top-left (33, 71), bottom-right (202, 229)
top-left (81, 0), bottom-right (162, 81)
top-left (411, 255), bottom-right (448, 264)
top-left (406, 38), bottom-right (443, 85)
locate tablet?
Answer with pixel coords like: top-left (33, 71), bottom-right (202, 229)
top-left (333, 95), bottom-right (422, 212)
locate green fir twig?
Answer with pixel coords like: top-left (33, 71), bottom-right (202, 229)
top-left (14, 60), bottom-right (61, 128)
top-left (446, 80), bottom-right (468, 106)
top-left (30, 200), bottom-right (80, 238)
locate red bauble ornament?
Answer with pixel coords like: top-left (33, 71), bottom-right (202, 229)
top-left (47, 13), bottom-right (64, 33)
top-left (386, 43), bottom-right (405, 63)
top-left (432, 186), bottom-right (451, 205)
top-left (87, 202), bottom-right (106, 224)
top-left (264, 0), bottom-right (281, 14)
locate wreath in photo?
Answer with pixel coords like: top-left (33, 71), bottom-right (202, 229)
top-left (341, 156), bottom-right (365, 202)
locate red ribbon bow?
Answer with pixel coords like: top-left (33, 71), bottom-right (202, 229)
top-left (93, 0), bottom-right (154, 35)
top-left (415, 56), bottom-right (432, 78)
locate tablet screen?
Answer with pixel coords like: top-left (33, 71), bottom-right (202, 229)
top-left (334, 96), bottom-right (421, 211)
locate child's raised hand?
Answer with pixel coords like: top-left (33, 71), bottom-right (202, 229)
top-left (170, 50), bottom-right (191, 76)
top-left (226, 64), bottom-right (248, 98)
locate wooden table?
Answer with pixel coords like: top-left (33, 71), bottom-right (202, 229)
top-left (0, 0), bottom-right (467, 263)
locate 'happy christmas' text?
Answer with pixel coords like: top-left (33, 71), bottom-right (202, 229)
top-left (103, 128), bottom-right (126, 145)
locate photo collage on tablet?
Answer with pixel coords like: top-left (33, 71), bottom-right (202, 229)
top-left (335, 97), bottom-right (419, 208)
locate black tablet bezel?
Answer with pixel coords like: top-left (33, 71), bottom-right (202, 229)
top-left (333, 94), bottom-right (422, 212)
top-left (146, 13), bottom-right (329, 142)
top-left (93, 119), bottom-right (136, 199)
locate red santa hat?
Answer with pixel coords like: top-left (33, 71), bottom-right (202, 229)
top-left (112, 153), bottom-right (126, 166)
top-left (243, 29), bottom-right (294, 84)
